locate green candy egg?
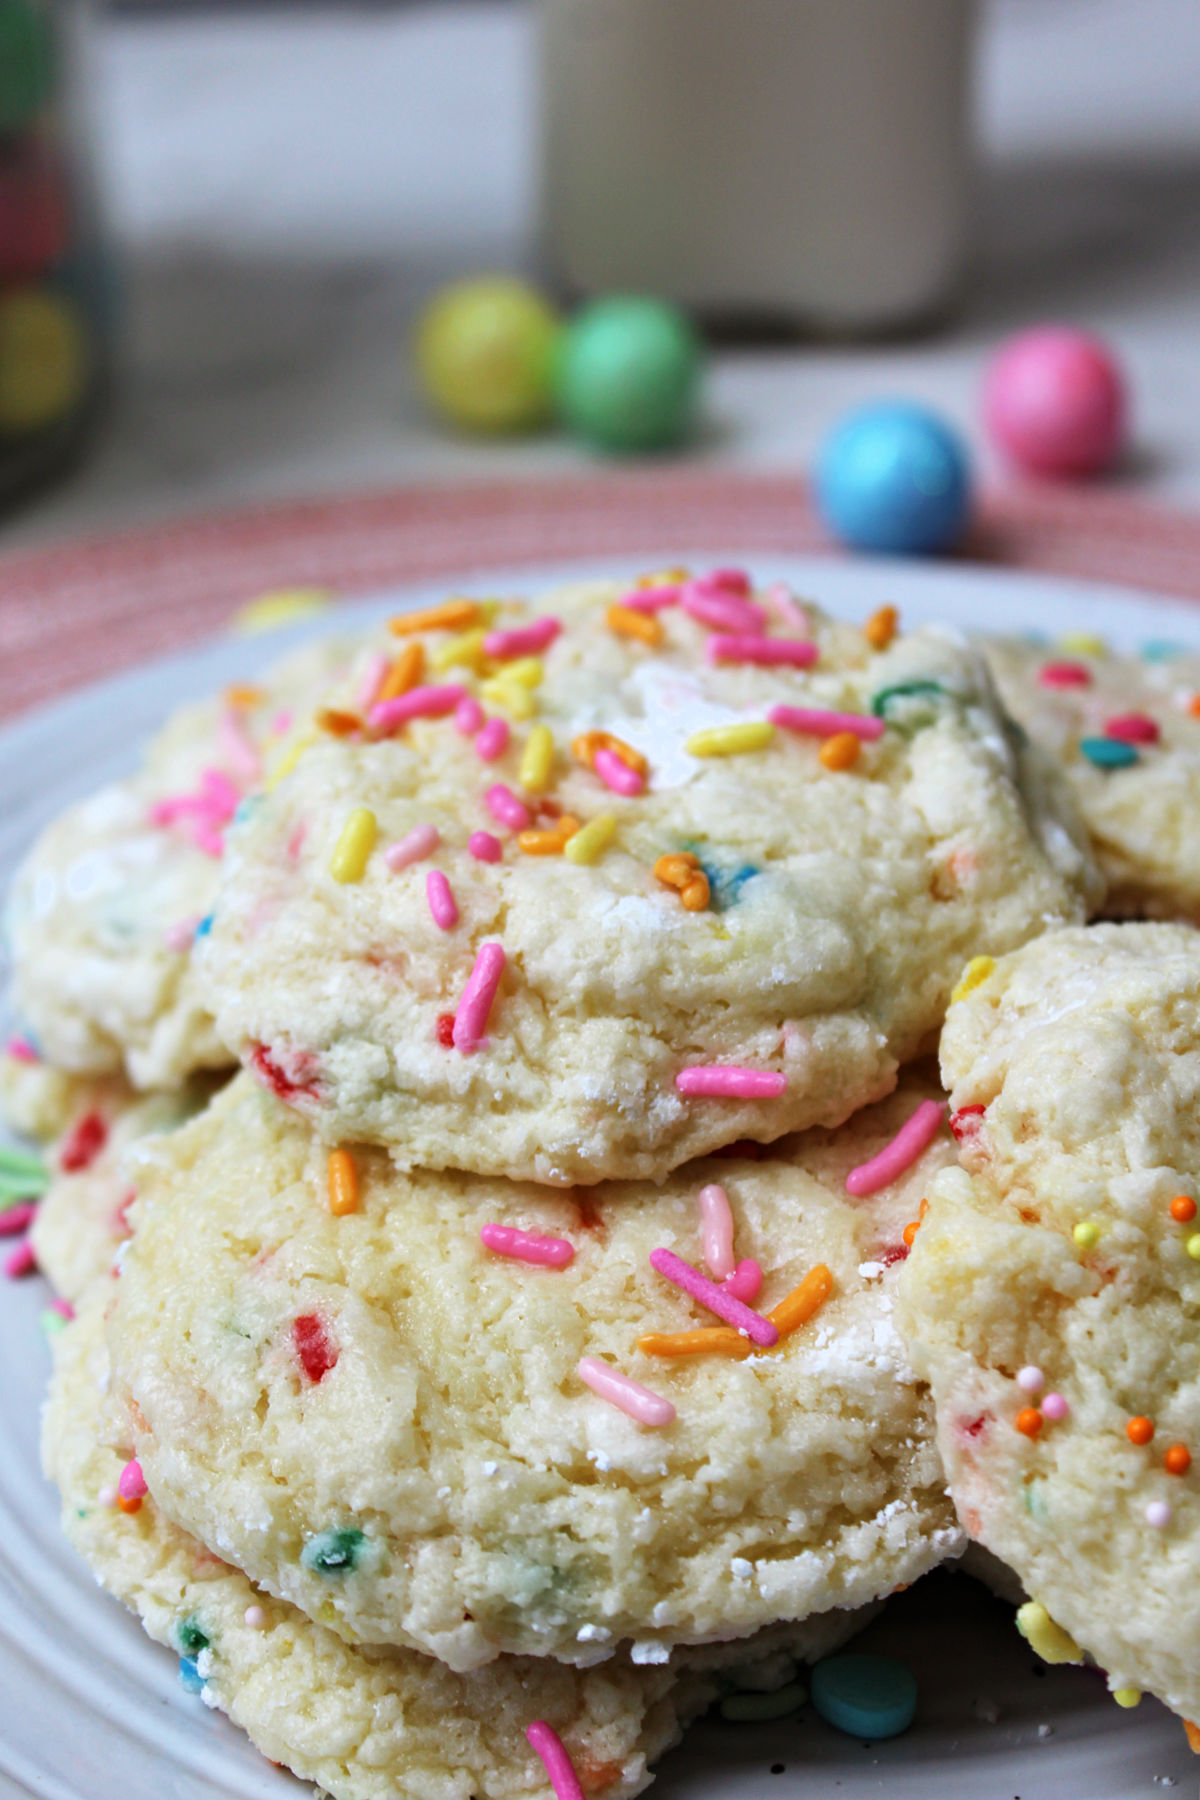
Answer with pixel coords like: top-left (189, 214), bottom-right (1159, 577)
top-left (0, 0), bottom-right (54, 131)
top-left (555, 296), bottom-right (701, 453)
top-left (416, 277), bottom-right (561, 435)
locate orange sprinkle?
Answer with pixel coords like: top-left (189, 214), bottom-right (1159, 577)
top-left (819, 731), bottom-right (861, 772)
top-left (316, 707), bottom-right (363, 738)
top-left (377, 642), bottom-right (425, 701)
top-left (1171, 1195), bottom-right (1197, 1223)
top-left (638, 1327), bottom-right (751, 1359)
top-left (328, 1148), bottom-right (359, 1217)
top-left (902, 1220), bottom-right (920, 1248)
top-left (864, 605), bottom-right (898, 651)
top-left (225, 683), bottom-right (265, 709)
top-left (117, 1494), bottom-right (143, 1515)
top-left (1127, 1416), bottom-right (1155, 1446)
top-left (1165, 1444), bottom-right (1192, 1476)
top-left (1015, 1407), bottom-right (1044, 1438)
top-left (606, 603), bottom-right (663, 647)
top-left (518, 815), bottom-right (581, 856)
top-left (572, 730), bottom-right (648, 778)
top-left (767, 1264), bottom-right (834, 1335)
top-left (653, 851), bottom-right (710, 912)
top-left (1184, 1721), bottom-right (1200, 1754)
top-left (1189, 697), bottom-right (1200, 722)
top-left (389, 599), bottom-right (479, 637)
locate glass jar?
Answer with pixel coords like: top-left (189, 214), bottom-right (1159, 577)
top-left (0, 0), bottom-right (110, 505)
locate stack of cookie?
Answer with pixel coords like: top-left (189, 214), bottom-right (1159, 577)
top-left (7, 569), bottom-right (1120, 1795)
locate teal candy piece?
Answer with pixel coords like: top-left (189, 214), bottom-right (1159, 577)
top-left (555, 296), bottom-right (701, 453)
top-left (719, 1682), bottom-right (808, 1723)
top-left (177, 1656), bottom-right (203, 1693)
top-left (0, 0), bottom-right (54, 131)
top-left (1080, 736), bottom-right (1139, 769)
top-left (870, 679), bottom-right (946, 725)
top-left (301, 1528), bottom-right (367, 1577)
top-left (810, 1653), bottom-right (917, 1740)
top-left (1141, 639), bottom-right (1185, 661)
top-left (174, 1615), bottom-right (210, 1656)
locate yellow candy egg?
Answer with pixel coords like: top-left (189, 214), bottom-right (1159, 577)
top-left (0, 290), bottom-right (87, 432)
top-left (416, 277), bottom-right (560, 434)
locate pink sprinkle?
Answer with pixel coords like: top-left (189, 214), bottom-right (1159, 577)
top-left (384, 824), bottom-right (440, 871)
top-left (676, 1066), bottom-right (787, 1100)
top-left (51, 1297), bottom-right (74, 1321)
top-left (468, 830), bottom-right (502, 863)
top-left (4, 1240), bottom-right (35, 1278)
top-left (200, 768), bottom-right (240, 815)
top-left (368, 684), bottom-right (467, 735)
top-left (765, 582), bottom-right (809, 634)
top-left (723, 1259), bottom-right (763, 1304)
top-left (1105, 712), bottom-right (1160, 744)
top-left (118, 1458), bottom-right (148, 1502)
top-left (272, 710), bottom-right (293, 736)
top-left (680, 585), bottom-right (766, 635)
top-left (455, 695), bottom-right (485, 735)
top-left (577, 1356), bottom-right (675, 1428)
top-left (485, 784), bottom-right (532, 831)
top-left (356, 650), bottom-right (390, 712)
top-left (0, 1204), bottom-right (37, 1237)
top-left (616, 584), bottom-right (681, 613)
top-left (769, 704), bottom-right (884, 741)
top-left (698, 1182), bottom-right (735, 1279)
top-left (480, 1223), bottom-right (575, 1268)
top-left (452, 941), bottom-right (506, 1052)
top-left (700, 568), bottom-right (752, 595)
top-left (483, 617), bottom-right (562, 660)
top-left (1038, 660), bottom-right (1092, 689)
top-left (1042, 1393), bottom-right (1069, 1422)
top-left (191, 822), bottom-right (225, 860)
top-left (475, 717), bottom-right (511, 762)
top-left (526, 1722), bottom-right (587, 1800)
top-left (426, 870), bottom-right (459, 931)
top-left (98, 1485), bottom-right (118, 1509)
top-left (6, 1036), bottom-right (38, 1064)
top-left (593, 746), bottom-right (644, 797)
top-left (164, 915), bottom-right (203, 953)
top-left (845, 1099), bottom-right (946, 1197)
top-left (650, 1247), bottom-right (778, 1346)
top-left (707, 634), bottom-right (818, 669)
top-left (217, 708), bottom-right (262, 785)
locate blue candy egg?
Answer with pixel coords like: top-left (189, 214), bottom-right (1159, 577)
top-left (816, 402), bottom-right (971, 556)
top-left (810, 1652), bottom-right (917, 1740)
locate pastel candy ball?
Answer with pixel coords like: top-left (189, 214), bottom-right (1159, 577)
top-left (416, 277), bottom-right (561, 434)
top-left (810, 1652), bottom-right (918, 1740)
top-left (0, 289), bottom-right (87, 431)
top-left (815, 402), bottom-right (971, 556)
top-left (555, 295), bottom-right (701, 453)
top-left (983, 326), bottom-right (1126, 477)
top-left (0, 0), bottom-right (54, 132)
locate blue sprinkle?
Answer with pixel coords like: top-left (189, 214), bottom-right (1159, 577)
top-left (178, 1655), bottom-right (204, 1693)
top-left (194, 915), bottom-right (214, 939)
top-left (1141, 639), bottom-right (1185, 661)
top-left (810, 1653), bottom-right (917, 1740)
top-left (683, 849), bottom-right (760, 912)
top-left (1079, 736), bottom-right (1139, 770)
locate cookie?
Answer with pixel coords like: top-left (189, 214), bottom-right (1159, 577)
top-left (200, 576), bottom-right (1098, 1182)
top-left (985, 635), bottom-right (1200, 920)
top-left (46, 1288), bottom-right (870, 1800)
top-left (107, 1067), bottom-right (962, 1671)
top-left (897, 922), bottom-right (1200, 1720)
top-left (4, 636), bottom-right (355, 1090)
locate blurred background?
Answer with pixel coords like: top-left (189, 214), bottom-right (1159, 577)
top-left (0, 0), bottom-right (1197, 550)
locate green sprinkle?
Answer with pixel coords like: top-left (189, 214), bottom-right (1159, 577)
top-left (174, 1614), bottom-right (210, 1656)
top-left (0, 1144), bottom-right (48, 1189)
top-left (719, 1683), bottom-right (808, 1722)
top-left (301, 1528), bottom-right (367, 1577)
top-left (1079, 737), bottom-right (1138, 770)
top-left (869, 680), bottom-right (946, 727)
top-left (39, 1309), bottom-right (68, 1337)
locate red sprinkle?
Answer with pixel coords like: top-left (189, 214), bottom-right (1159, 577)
top-left (0, 1203), bottom-right (37, 1237)
top-left (1105, 713), bottom-right (1161, 744)
top-left (292, 1314), bottom-right (339, 1383)
top-left (877, 1243), bottom-right (910, 1267)
top-left (436, 1013), bottom-right (456, 1047)
top-left (249, 1043), bottom-right (320, 1104)
top-left (4, 1240), bottom-right (36, 1278)
top-left (949, 1103), bottom-right (986, 1143)
top-left (1038, 660), bottom-right (1092, 689)
top-left (59, 1111), bottom-right (108, 1173)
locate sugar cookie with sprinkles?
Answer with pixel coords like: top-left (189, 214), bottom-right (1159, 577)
top-left (984, 634), bottom-right (1200, 920)
top-left (199, 574), bottom-right (1099, 1182)
top-left (105, 1068), bottom-right (962, 1671)
top-left (46, 1287), bottom-right (873, 1800)
top-left (897, 922), bottom-right (1200, 1725)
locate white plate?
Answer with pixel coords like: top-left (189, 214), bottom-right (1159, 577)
top-left (2, 555), bottom-right (1197, 1800)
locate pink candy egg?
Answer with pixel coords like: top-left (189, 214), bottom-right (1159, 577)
top-left (983, 326), bottom-right (1126, 477)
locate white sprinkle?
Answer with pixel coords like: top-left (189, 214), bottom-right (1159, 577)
top-left (482, 1460), bottom-right (498, 1477)
top-left (1146, 1500), bottom-right (1172, 1529)
top-left (437, 1486), bottom-right (452, 1500)
top-left (730, 1557), bottom-right (754, 1580)
top-left (857, 1261), bottom-right (885, 1282)
top-left (587, 1450), bottom-right (613, 1472)
top-left (98, 1484), bottom-right (118, 1509)
top-left (244, 1605), bottom-right (266, 1628)
top-left (630, 1641), bottom-right (670, 1665)
top-left (576, 1624), bottom-right (611, 1643)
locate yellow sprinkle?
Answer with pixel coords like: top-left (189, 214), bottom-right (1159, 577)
top-left (637, 567), bottom-right (689, 587)
top-left (231, 588), bottom-right (333, 635)
top-left (481, 677), bottom-right (536, 720)
top-left (1015, 1602), bottom-right (1083, 1665)
top-left (685, 721), bottom-right (775, 758)
top-left (1073, 1221), bottom-right (1101, 1250)
top-left (563, 813), bottom-right (617, 865)
top-left (389, 598), bottom-right (479, 637)
top-left (951, 955), bottom-right (995, 1004)
top-left (225, 683), bottom-right (265, 709)
top-left (1058, 632), bottom-right (1107, 657)
top-left (327, 1148), bottom-right (359, 1216)
top-left (1187, 1234), bottom-right (1200, 1261)
top-left (503, 656), bottom-right (544, 689)
top-left (330, 808), bottom-right (377, 883)
top-left (430, 627), bottom-right (488, 674)
top-left (520, 725), bottom-right (555, 792)
top-left (265, 731), bottom-right (316, 792)
top-left (1112, 1687), bottom-right (1142, 1709)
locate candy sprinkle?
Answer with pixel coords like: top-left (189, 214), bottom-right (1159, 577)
top-left (818, 731), bottom-right (861, 772)
top-left (1146, 1501), bottom-right (1172, 1529)
top-left (479, 1223), bottom-right (574, 1269)
top-left (1112, 1688), bottom-right (1143, 1709)
top-left (1073, 1221), bottom-right (1101, 1250)
top-left (844, 1100), bottom-right (945, 1197)
top-left (330, 808), bottom-right (377, 883)
top-left (1187, 1234), bottom-right (1200, 1261)
top-left (593, 747), bottom-right (644, 796)
top-left (572, 731), bottom-right (648, 778)
top-left (698, 1182), bottom-right (735, 1280)
top-left (426, 870), bottom-right (460, 930)
top-left (518, 816), bottom-right (581, 856)
top-left (951, 955), bottom-right (995, 1003)
top-left (526, 1722), bottom-right (587, 1800)
top-left (384, 824), bottom-right (440, 872)
top-left (684, 722), bottom-right (774, 757)
top-left (468, 830), bottom-right (502, 863)
top-left (1127, 1416), bottom-right (1155, 1446)
top-left (368, 684), bottom-right (467, 736)
top-left (484, 617), bottom-right (562, 660)
top-left (377, 643), bottom-right (425, 701)
top-left (327, 1148), bottom-right (359, 1217)
top-left (1042, 1394), bottom-right (1070, 1422)
top-left (389, 598), bottom-right (479, 636)
top-left (649, 1247), bottom-right (779, 1346)
top-left (1015, 1408), bottom-right (1044, 1437)
top-left (723, 1259), bottom-right (763, 1303)
top-left (768, 705), bottom-right (884, 742)
top-left (452, 942), bottom-right (506, 1053)
top-left (1079, 736), bottom-right (1138, 770)
top-left (606, 603), bottom-right (663, 647)
top-left (863, 605), bottom-right (898, 651)
top-left (1164, 1444), bottom-right (1192, 1476)
top-left (639, 1264), bottom-right (833, 1358)
top-left (455, 694), bottom-right (485, 735)
top-left (707, 634), bottom-right (818, 669)
top-left (1170, 1195), bottom-right (1198, 1223)
top-left (432, 626), bottom-right (489, 675)
top-left (563, 814), bottom-right (617, 865)
top-left (1016, 1366), bottom-right (1045, 1394)
top-left (1038, 660), bottom-right (1092, 689)
top-left (1105, 713), bottom-right (1160, 745)
top-left (680, 586), bottom-right (766, 635)
top-left (577, 1357), bottom-right (675, 1427)
top-left (475, 718), bottom-right (511, 762)
top-left (118, 1459), bottom-right (148, 1502)
top-left (1016, 1601), bottom-right (1082, 1665)
top-left (4, 1240), bottom-right (36, 1278)
top-left (519, 724), bottom-right (555, 793)
top-left (485, 784), bottom-right (532, 831)
top-left (654, 852), bottom-right (710, 911)
top-left (676, 1066), bottom-right (787, 1100)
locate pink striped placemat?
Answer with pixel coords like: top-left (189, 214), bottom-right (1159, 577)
top-left (3, 469), bottom-right (1200, 720)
